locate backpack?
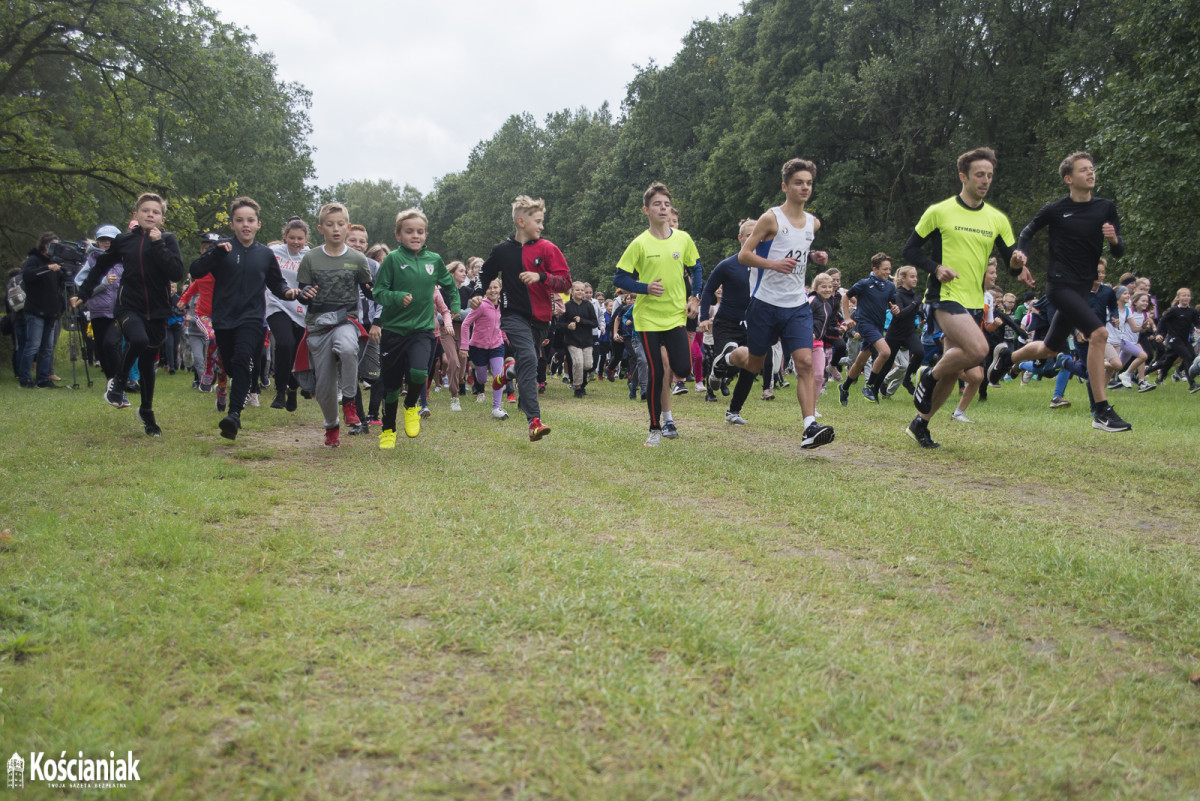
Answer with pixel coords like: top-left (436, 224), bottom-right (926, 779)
top-left (6, 275), bottom-right (25, 313)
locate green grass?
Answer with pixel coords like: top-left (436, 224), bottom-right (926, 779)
top-left (1, 355), bottom-right (1199, 800)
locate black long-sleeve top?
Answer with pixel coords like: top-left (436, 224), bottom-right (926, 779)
top-left (189, 239), bottom-right (290, 329)
top-left (1157, 305), bottom-right (1200, 340)
top-left (886, 285), bottom-right (921, 338)
top-left (700, 254), bottom-right (750, 324)
top-left (563, 298), bottom-right (599, 348)
top-left (1016, 195), bottom-right (1124, 286)
top-left (80, 229), bottom-right (183, 320)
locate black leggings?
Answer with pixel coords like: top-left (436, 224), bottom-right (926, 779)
top-left (1148, 337), bottom-right (1196, 382)
top-left (640, 327), bottom-right (691, 430)
top-left (115, 312), bottom-right (164, 410)
top-left (91, 316), bottom-right (121, 380)
top-left (880, 330), bottom-right (925, 381)
top-left (267, 312), bottom-right (304, 393)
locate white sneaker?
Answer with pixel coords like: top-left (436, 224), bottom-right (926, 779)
top-left (1118, 371), bottom-right (1133, 388)
top-left (491, 407), bottom-right (508, 420)
top-left (951, 409), bottom-right (972, 423)
top-left (247, 393), bottom-right (260, 407)
top-left (644, 429), bottom-right (662, 447)
top-left (476, 393), bottom-right (486, 403)
top-left (450, 397), bottom-right (462, 412)
top-left (725, 410), bottom-right (748, 426)
top-left (695, 381), bottom-right (704, 393)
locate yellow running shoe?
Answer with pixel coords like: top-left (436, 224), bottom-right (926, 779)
top-left (378, 428), bottom-right (397, 450)
top-left (403, 405), bottom-right (421, 438)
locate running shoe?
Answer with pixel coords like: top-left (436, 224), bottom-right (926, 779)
top-left (1173, 369), bottom-right (1185, 382)
top-left (216, 385), bottom-right (227, 412)
top-left (711, 341), bottom-right (738, 380)
top-left (777, 376), bottom-right (790, 388)
top-left (1049, 396), bottom-right (1071, 408)
top-left (573, 388), bottom-right (585, 398)
top-left (105, 377), bottom-right (129, 408)
top-left (912, 367), bottom-right (936, 415)
top-left (271, 392), bottom-right (287, 410)
top-left (644, 428), bottom-right (662, 448)
top-left (324, 426), bottom-right (340, 448)
top-left (1092, 405), bottom-right (1132, 432)
top-left (1020, 371), bottom-right (1032, 386)
top-left (720, 381), bottom-right (730, 397)
top-left (800, 421), bottom-right (835, 449)
top-left (476, 393), bottom-right (486, 403)
top-left (491, 407), bottom-right (509, 420)
top-left (286, 389), bottom-right (298, 411)
top-left (419, 405), bottom-right (431, 419)
top-left (219, 412), bottom-right (241, 440)
top-left (504, 357), bottom-right (517, 380)
top-left (662, 420), bottom-right (679, 439)
top-left (507, 393), bottom-right (517, 403)
top-left (537, 383), bottom-right (545, 394)
top-left (403, 406), bottom-right (421, 438)
top-left (987, 343), bottom-right (1011, 385)
top-left (199, 380), bottom-right (213, 393)
top-left (695, 381), bottom-right (705, 393)
top-left (450, 397), bottom-right (462, 412)
top-left (1118, 371), bottom-right (1134, 389)
top-left (368, 416), bottom-right (382, 426)
top-left (492, 370), bottom-right (506, 392)
top-left (378, 428), bottom-right (396, 450)
top-left (247, 393), bottom-right (260, 407)
top-left (342, 400), bottom-right (361, 427)
top-left (951, 409), bottom-right (972, 423)
top-left (705, 391), bottom-right (720, 402)
top-left (672, 381), bottom-right (688, 396)
top-left (761, 388), bottom-right (775, 401)
top-left (862, 384), bottom-right (879, 403)
top-left (528, 417), bottom-right (551, 441)
top-left (137, 408), bottom-right (162, 437)
top-left (1106, 377), bottom-right (1123, 391)
top-left (725, 410), bottom-right (747, 425)
top-left (838, 380), bottom-right (850, 407)
top-left (1189, 384), bottom-right (1200, 394)
top-left (905, 416), bottom-right (940, 449)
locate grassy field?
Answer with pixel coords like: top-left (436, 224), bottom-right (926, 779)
top-left (2, 349), bottom-right (1199, 800)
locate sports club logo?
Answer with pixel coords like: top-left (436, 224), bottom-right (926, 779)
top-left (8, 753), bottom-right (23, 789)
top-left (425, 263), bottom-right (434, 275)
top-left (672, 251), bottom-right (680, 260)
top-left (781, 227), bottom-right (790, 235)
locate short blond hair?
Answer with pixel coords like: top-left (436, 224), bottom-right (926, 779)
top-left (811, 272), bottom-right (833, 290)
top-left (511, 195), bottom-right (545, 223)
top-left (317, 202), bottom-right (348, 224)
top-left (737, 217), bottom-right (756, 239)
top-left (394, 208), bottom-right (428, 235)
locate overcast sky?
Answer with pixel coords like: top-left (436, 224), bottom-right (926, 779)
top-left (203, 0), bottom-right (744, 194)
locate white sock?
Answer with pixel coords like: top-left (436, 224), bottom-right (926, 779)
top-left (803, 415), bottom-right (816, 429)
top-left (663, 411), bottom-right (674, 424)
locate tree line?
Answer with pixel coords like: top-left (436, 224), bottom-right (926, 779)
top-left (5, 0), bottom-right (1196, 294)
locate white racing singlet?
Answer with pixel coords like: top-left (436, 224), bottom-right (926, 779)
top-left (750, 206), bottom-right (814, 307)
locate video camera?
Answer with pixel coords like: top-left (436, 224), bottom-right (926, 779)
top-left (46, 240), bottom-right (89, 282)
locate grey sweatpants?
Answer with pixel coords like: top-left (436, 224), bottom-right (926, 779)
top-left (308, 323), bottom-right (360, 429)
top-left (499, 315), bottom-right (546, 423)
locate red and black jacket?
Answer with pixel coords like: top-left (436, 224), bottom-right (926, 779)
top-left (477, 237), bottom-right (572, 322)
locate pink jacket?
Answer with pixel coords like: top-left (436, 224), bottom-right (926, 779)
top-left (462, 298), bottom-right (504, 349)
top-left (433, 289), bottom-right (453, 333)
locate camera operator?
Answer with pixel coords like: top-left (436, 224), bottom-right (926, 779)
top-left (18, 232), bottom-right (69, 388)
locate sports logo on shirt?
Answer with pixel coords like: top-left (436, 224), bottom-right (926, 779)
top-left (533, 257), bottom-right (543, 267)
top-left (425, 264), bottom-right (434, 275)
top-left (781, 227), bottom-right (790, 235)
top-left (399, 263), bottom-right (407, 270)
top-left (672, 252), bottom-right (680, 260)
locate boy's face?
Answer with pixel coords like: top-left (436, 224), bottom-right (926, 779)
top-left (516, 211), bottom-right (544, 241)
top-left (136, 200), bottom-right (164, 231)
top-left (486, 278), bottom-right (501, 303)
top-left (782, 170), bottom-right (814, 205)
top-left (643, 193), bottom-right (672, 225)
top-left (397, 219), bottom-right (426, 252)
top-left (1064, 158), bottom-right (1096, 192)
top-left (230, 206), bottom-right (261, 245)
top-left (571, 284), bottom-right (585, 303)
top-left (668, 210), bottom-right (679, 228)
top-left (873, 260), bottom-right (892, 281)
top-left (285, 228), bottom-right (308, 252)
top-left (318, 211), bottom-right (350, 247)
top-left (347, 229), bottom-right (368, 252)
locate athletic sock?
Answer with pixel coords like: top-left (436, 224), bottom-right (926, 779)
top-left (662, 411), bottom-right (673, 424)
top-left (803, 415), bottom-right (815, 429)
top-left (382, 399), bottom-right (399, 431)
top-left (728, 368), bottom-right (757, 413)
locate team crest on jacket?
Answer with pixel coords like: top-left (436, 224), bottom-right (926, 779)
top-left (534, 257), bottom-right (543, 267)
top-left (425, 264), bottom-right (434, 275)
top-left (672, 251), bottom-right (680, 260)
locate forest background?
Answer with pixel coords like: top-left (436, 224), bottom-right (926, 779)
top-left (2, 0), bottom-right (1196, 292)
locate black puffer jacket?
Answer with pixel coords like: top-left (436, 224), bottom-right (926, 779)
top-left (20, 249), bottom-right (65, 319)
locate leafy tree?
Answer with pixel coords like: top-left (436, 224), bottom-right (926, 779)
top-left (316, 180), bottom-right (423, 251)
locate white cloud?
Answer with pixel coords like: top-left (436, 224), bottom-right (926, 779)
top-left (203, 0), bottom-right (744, 193)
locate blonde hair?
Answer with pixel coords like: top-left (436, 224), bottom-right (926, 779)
top-left (317, 202), bottom-right (348, 224)
top-left (896, 265), bottom-right (917, 281)
top-left (136, 192), bottom-right (166, 212)
top-left (811, 272), bottom-right (833, 290)
top-left (737, 217), bottom-right (756, 239)
top-left (394, 208), bottom-right (428, 235)
top-left (366, 244), bottom-right (390, 262)
top-left (511, 195), bottom-right (545, 223)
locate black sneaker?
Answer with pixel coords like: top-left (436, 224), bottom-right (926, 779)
top-left (286, 389), bottom-right (298, 411)
top-left (987, 343), bottom-right (1011, 386)
top-left (861, 384), bottom-right (879, 403)
top-left (704, 391), bottom-right (719, 402)
top-left (270, 392), bottom-right (287, 410)
top-left (1092, 405), bottom-right (1132, 432)
top-left (800, 421), bottom-right (835, 449)
top-left (838, 381), bottom-right (850, 407)
top-left (219, 412), bottom-right (241, 440)
top-left (1190, 384), bottom-right (1200, 394)
top-left (711, 341), bottom-right (738, 380)
top-left (662, 420), bottom-right (680, 439)
top-left (912, 366), bottom-right (936, 415)
top-left (105, 377), bottom-right (129, 408)
top-left (671, 381), bottom-right (688, 396)
top-left (905, 416), bottom-right (940, 448)
top-left (137, 408), bottom-right (162, 437)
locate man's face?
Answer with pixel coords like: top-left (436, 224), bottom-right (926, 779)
top-left (960, 159), bottom-right (994, 202)
top-left (397, 219), bottom-right (426, 252)
top-left (782, 170), bottom-right (814, 205)
top-left (1065, 159), bottom-right (1096, 192)
top-left (347, 229), bottom-right (368, 252)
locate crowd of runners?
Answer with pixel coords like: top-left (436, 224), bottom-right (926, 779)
top-left (7, 149), bottom-right (1199, 449)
